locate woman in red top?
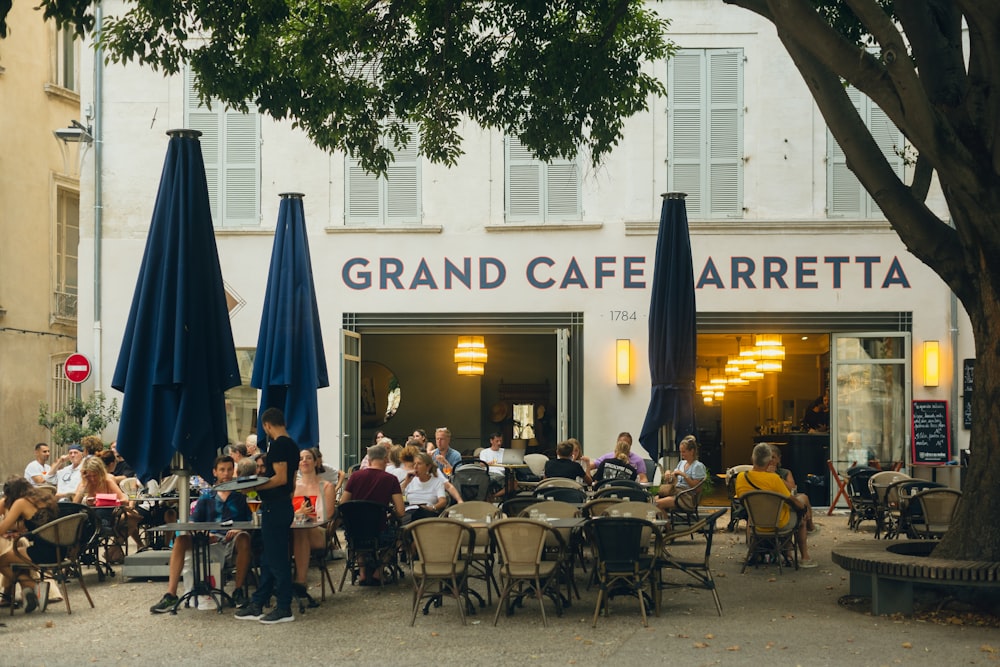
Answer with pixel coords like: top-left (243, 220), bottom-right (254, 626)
top-left (291, 448), bottom-right (337, 598)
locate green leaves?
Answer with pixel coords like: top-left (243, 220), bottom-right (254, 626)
top-left (14, 0), bottom-right (673, 175)
top-left (38, 392), bottom-right (120, 448)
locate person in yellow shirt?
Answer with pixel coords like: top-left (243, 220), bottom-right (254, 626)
top-left (734, 443), bottom-right (817, 568)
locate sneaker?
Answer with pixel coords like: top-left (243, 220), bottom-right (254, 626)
top-left (232, 588), bottom-right (248, 609)
top-left (259, 607), bottom-right (295, 624)
top-left (195, 595), bottom-right (218, 611)
top-left (23, 588), bottom-right (39, 614)
top-left (799, 558), bottom-right (819, 569)
top-left (150, 593), bottom-right (179, 614)
top-left (234, 602), bottom-right (263, 620)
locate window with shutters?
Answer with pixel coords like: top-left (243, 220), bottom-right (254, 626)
top-left (184, 71), bottom-right (261, 227)
top-left (52, 182), bottom-right (78, 323)
top-left (345, 121), bottom-right (422, 226)
top-left (666, 49), bottom-right (743, 219)
top-left (827, 87), bottom-right (904, 218)
top-left (54, 26), bottom-right (77, 91)
top-left (505, 136), bottom-right (581, 223)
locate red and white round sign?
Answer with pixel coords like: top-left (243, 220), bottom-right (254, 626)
top-left (64, 353), bottom-right (92, 384)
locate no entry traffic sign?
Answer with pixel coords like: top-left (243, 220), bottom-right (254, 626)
top-left (64, 353), bottom-right (92, 384)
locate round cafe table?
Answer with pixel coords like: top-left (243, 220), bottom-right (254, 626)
top-left (214, 476), bottom-right (269, 492)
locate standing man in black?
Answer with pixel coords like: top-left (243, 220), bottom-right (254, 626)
top-left (235, 407), bottom-right (299, 624)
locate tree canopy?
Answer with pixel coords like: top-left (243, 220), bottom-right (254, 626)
top-left (720, 0), bottom-right (1000, 560)
top-left (5, 0), bottom-right (672, 174)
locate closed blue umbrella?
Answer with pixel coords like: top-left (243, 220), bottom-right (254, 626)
top-left (251, 193), bottom-right (329, 450)
top-left (638, 192), bottom-right (697, 462)
top-left (112, 129), bottom-right (241, 482)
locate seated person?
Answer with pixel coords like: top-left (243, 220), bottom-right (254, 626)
top-left (0, 476), bottom-right (59, 613)
top-left (24, 443), bottom-right (52, 487)
top-left (73, 456), bottom-right (133, 562)
top-left (291, 448), bottom-right (337, 598)
top-left (149, 456), bottom-right (254, 612)
top-left (313, 449), bottom-right (345, 495)
top-left (655, 435), bottom-right (707, 510)
top-left (400, 453), bottom-right (448, 523)
top-left (236, 457), bottom-right (257, 478)
top-left (339, 444), bottom-right (405, 585)
top-left (801, 390), bottom-right (830, 432)
top-left (478, 432), bottom-right (507, 496)
top-left (567, 438), bottom-right (593, 485)
top-left (48, 444), bottom-right (85, 500)
top-left (734, 443), bottom-right (817, 568)
top-left (108, 441), bottom-right (136, 480)
top-left (395, 442), bottom-right (465, 504)
top-left (589, 432), bottom-right (648, 483)
top-left (544, 440), bottom-right (587, 483)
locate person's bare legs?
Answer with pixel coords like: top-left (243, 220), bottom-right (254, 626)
top-left (165, 535), bottom-right (192, 596)
top-left (794, 493), bottom-right (815, 531)
top-left (797, 520), bottom-right (811, 561)
top-left (292, 530), bottom-right (310, 585)
top-left (232, 532), bottom-right (251, 590)
top-left (654, 495), bottom-right (676, 511)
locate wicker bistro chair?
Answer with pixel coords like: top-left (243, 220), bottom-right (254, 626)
top-left (739, 491), bottom-right (801, 574)
top-left (656, 508), bottom-right (727, 616)
top-left (501, 494), bottom-right (542, 519)
top-left (667, 482), bottom-right (704, 530)
top-left (868, 471), bottom-right (911, 539)
top-left (536, 486), bottom-right (588, 504)
top-left (587, 516), bottom-right (661, 627)
top-left (11, 512), bottom-right (95, 615)
top-left (593, 486), bottom-right (649, 502)
top-left (490, 518), bottom-right (567, 627)
top-left (725, 465), bottom-right (753, 532)
top-left (534, 478), bottom-right (585, 493)
top-left (895, 480), bottom-right (946, 538)
top-left (519, 500), bottom-right (584, 601)
top-left (402, 518), bottom-right (476, 625)
top-left (908, 488), bottom-right (962, 539)
top-left (581, 497), bottom-right (624, 520)
top-left (442, 501), bottom-right (501, 606)
top-left (845, 466), bottom-right (880, 531)
top-left (336, 500), bottom-right (401, 590)
top-left (593, 478), bottom-right (646, 494)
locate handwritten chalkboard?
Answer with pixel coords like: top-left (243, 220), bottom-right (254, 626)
top-left (912, 400), bottom-right (951, 464)
top-left (962, 359), bottom-right (974, 429)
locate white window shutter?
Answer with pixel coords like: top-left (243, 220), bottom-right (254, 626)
top-left (708, 50), bottom-right (743, 217)
top-left (386, 120), bottom-right (421, 223)
top-left (545, 162), bottom-right (580, 219)
top-left (223, 112), bottom-right (260, 226)
top-left (346, 159), bottom-right (383, 225)
top-left (668, 51), bottom-right (705, 215)
top-left (506, 136), bottom-right (543, 220)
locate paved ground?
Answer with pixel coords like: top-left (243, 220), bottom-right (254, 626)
top-left (4, 509), bottom-right (998, 667)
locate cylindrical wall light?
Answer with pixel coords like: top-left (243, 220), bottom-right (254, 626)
top-left (923, 340), bottom-right (940, 387)
top-left (616, 339), bottom-right (631, 385)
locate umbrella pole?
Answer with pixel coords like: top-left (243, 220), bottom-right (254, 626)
top-left (172, 452), bottom-right (191, 525)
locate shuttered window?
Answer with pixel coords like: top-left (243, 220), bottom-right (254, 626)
top-left (667, 49), bottom-right (743, 219)
top-left (184, 71), bottom-right (261, 227)
top-left (345, 120), bottom-right (422, 226)
top-left (505, 136), bottom-right (582, 223)
top-left (827, 87), bottom-right (905, 218)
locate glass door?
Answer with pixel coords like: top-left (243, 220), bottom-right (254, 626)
top-left (341, 330), bottom-right (361, 470)
top-left (831, 332), bottom-right (911, 469)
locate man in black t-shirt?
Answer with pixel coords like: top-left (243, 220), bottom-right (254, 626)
top-left (544, 440), bottom-right (587, 482)
top-left (235, 407), bottom-right (299, 624)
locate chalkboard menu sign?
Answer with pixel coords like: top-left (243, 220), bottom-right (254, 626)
top-left (911, 400), bottom-right (951, 464)
top-left (962, 359), bottom-right (974, 429)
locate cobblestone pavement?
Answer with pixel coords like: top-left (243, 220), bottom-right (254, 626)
top-left (4, 510), bottom-right (998, 667)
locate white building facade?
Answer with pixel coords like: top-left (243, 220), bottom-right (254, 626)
top-left (74, 1), bottom-right (970, 496)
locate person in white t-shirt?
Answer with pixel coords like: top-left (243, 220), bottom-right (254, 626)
top-left (478, 432), bottom-right (507, 496)
top-left (24, 443), bottom-right (52, 487)
top-left (400, 453), bottom-right (447, 523)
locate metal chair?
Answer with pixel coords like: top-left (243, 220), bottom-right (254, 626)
top-left (587, 516), bottom-right (660, 627)
top-left (908, 488), bottom-right (961, 539)
top-left (593, 478), bottom-right (646, 494)
top-left (336, 500), bottom-right (400, 590)
top-left (536, 486), bottom-right (588, 504)
top-left (534, 478), bottom-right (584, 493)
top-left (656, 507), bottom-right (727, 616)
top-left (402, 518), bottom-right (476, 625)
top-left (896, 480), bottom-right (946, 538)
top-left (725, 465), bottom-right (752, 532)
top-left (740, 491), bottom-right (800, 574)
top-left (667, 482), bottom-right (703, 530)
top-left (519, 500), bottom-right (584, 599)
top-left (442, 501), bottom-right (500, 605)
top-left (501, 494), bottom-right (542, 518)
top-left (868, 471), bottom-right (910, 539)
top-left (845, 466), bottom-right (880, 531)
top-left (490, 518), bottom-right (566, 626)
top-left (581, 497), bottom-right (623, 520)
top-left (10, 512), bottom-right (95, 615)
top-left (593, 485), bottom-right (649, 502)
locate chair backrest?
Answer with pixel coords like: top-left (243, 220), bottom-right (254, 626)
top-left (593, 486), bottom-right (649, 502)
top-left (521, 500), bottom-right (580, 519)
top-left (845, 466), bottom-right (879, 501)
top-left (336, 500), bottom-right (392, 545)
top-left (594, 478), bottom-right (646, 493)
top-left (911, 488), bottom-right (962, 537)
top-left (490, 518), bottom-right (552, 570)
top-left (57, 501), bottom-right (98, 546)
top-left (869, 471), bottom-right (910, 504)
top-left (404, 518), bottom-right (473, 575)
top-left (582, 497), bottom-right (623, 519)
top-left (536, 486), bottom-right (588, 504)
top-left (523, 454), bottom-right (548, 477)
top-left (119, 477), bottom-right (142, 496)
top-left (501, 494), bottom-right (542, 518)
top-left (33, 511), bottom-right (89, 550)
top-left (534, 477), bottom-right (584, 493)
top-left (158, 474), bottom-right (179, 495)
top-left (673, 483), bottom-right (703, 511)
top-left (588, 517), bottom-right (656, 572)
top-left (741, 491), bottom-right (795, 533)
top-left (444, 500), bottom-right (499, 522)
top-left (601, 501), bottom-right (660, 519)
top-left (451, 465), bottom-right (492, 502)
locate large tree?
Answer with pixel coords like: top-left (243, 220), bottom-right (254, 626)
top-left (5, 0), bottom-right (672, 174)
top-left (716, 0), bottom-right (999, 560)
top-left (6, 0), bottom-right (997, 560)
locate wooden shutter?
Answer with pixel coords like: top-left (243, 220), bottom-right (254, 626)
top-left (668, 51), bottom-right (705, 215)
top-left (506, 135), bottom-right (580, 222)
top-left (346, 119), bottom-right (421, 225)
top-left (707, 50), bottom-right (743, 217)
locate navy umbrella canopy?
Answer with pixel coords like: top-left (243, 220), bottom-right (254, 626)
top-left (112, 129), bottom-right (241, 482)
top-left (638, 193), bottom-right (698, 462)
top-left (251, 193), bottom-right (329, 450)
